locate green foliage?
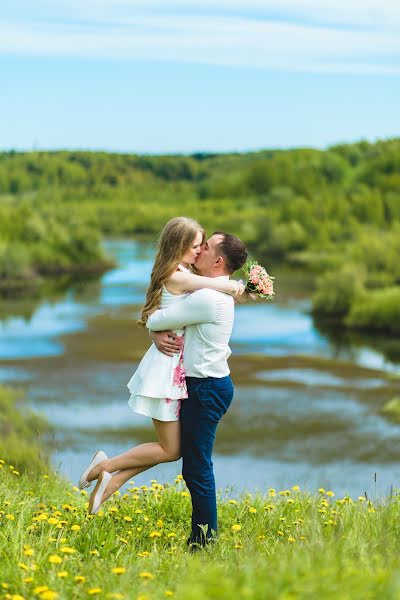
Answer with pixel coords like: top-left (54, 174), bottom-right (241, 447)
top-left (0, 138), bottom-right (399, 335)
top-left (312, 264), bottom-right (366, 319)
top-left (0, 386), bottom-right (51, 474)
top-left (346, 287), bottom-right (400, 335)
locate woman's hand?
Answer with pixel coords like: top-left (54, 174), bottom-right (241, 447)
top-left (229, 279), bottom-right (245, 298)
top-left (149, 330), bottom-right (183, 357)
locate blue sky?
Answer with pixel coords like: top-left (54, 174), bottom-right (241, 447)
top-left (1, 0), bottom-right (399, 153)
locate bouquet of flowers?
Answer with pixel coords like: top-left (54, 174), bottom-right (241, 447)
top-left (243, 260), bottom-right (275, 299)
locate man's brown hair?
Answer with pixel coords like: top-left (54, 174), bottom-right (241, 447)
top-left (213, 231), bottom-right (248, 274)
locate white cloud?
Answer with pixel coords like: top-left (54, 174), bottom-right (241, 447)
top-left (0, 1), bottom-right (399, 75)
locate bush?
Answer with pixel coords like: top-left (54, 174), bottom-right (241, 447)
top-left (312, 263), bottom-right (366, 319)
top-left (346, 286), bottom-right (400, 334)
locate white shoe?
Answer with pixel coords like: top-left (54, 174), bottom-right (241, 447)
top-left (78, 450), bottom-right (108, 490)
top-left (88, 471), bottom-right (113, 515)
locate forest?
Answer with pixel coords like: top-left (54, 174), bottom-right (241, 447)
top-left (1, 137), bottom-right (399, 333)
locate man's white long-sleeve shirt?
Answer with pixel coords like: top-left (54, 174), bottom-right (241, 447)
top-left (146, 279), bottom-right (235, 378)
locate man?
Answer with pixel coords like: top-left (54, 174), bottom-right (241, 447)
top-left (147, 231), bottom-right (248, 547)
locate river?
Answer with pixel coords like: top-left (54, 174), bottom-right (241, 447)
top-left (1, 239), bottom-right (400, 499)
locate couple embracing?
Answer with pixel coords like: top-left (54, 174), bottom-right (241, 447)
top-left (78, 217), bottom-right (248, 549)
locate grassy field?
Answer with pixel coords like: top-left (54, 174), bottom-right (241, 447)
top-left (2, 462), bottom-right (400, 600)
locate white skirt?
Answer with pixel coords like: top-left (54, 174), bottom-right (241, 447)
top-left (128, 394), bottom-right (182, 422)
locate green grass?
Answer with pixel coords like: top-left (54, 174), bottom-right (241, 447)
top-left (2, 465), bottom-right (400, 600)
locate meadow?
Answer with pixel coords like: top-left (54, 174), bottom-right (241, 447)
top-left (2, 385), bottom-right (400, 600)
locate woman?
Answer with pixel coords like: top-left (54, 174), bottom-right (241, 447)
top-left (78, 217), bottom-right (244, 514)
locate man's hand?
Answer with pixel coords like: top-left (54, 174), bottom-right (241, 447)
top-left (149, 330), bottom-right (183, 357)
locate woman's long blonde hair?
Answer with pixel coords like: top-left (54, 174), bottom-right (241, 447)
top-left (137, 217), bottom-right (205, 327)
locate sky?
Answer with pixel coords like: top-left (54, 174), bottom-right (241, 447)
top-left (0, 0), bottom-right (399, 154)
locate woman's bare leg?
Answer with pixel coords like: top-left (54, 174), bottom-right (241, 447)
top-left (88, 419), bottom-right (180, 491)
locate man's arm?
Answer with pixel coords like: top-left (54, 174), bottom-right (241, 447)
top-left (147, 289), bottom-right (216, 331)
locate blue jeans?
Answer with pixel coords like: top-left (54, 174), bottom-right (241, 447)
top-left (180, 375), bottom-right (234, 544)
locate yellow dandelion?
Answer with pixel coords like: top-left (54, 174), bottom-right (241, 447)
top-left (10, 595), bottom-right (24, 600)
top-left (180, 491), bottom-right (190, 498)
top-left (57, 571), bottom-right (68, 579)
top-left (60, 538), bottom-right (67, 543)
top-left (43, 475), bottom-right (49, 479)
top-left (228, 499), bottom-right (238, 505)
top-left (33, 586), bottom-right (48, 594)
top-left (176, 475), bottom-right (183, 481)
top-left (288, 537), bottom-right (296, 543)
top-left (149, 531), bottom-right (161, 538)
top-left (326, 491), bottom-right (335, 497)
top-left (71, 524), bottom-right (81, 531)
top-left (90, 550), bottom-right (100, 556)
top-left (40, 592), bottom-right (58, 600)
top-left (358, 496), bottom-right (366, 502)
top-left (231, 524), bottom-right (242, 532)
top-left (257, 535), bottom-right (266, 540)
top-left (318, 488), bottom-right (325, 494)
top-left (108, 506), bottom-right (118, 513)
top-left (137, 551), bottom-right (151, 558)
top-left (156, 519), bottom-right (163, 528)
top-left (48, 555), bottom-right (62, 564)
top-left (6, 514), bottom-right (15, 521)
top-left (23, 548), bottom-right (34, 557)
top-left (167, 533), bottom-right (176, 538)
top-left (88, 588), bottom-right (102, 596)
top-left (118, 537), bottom-right (128, 544)
top-left (111, 567), bottom-right (126, 575)
top-left (47, 518), bottom-right (59, 525)
top-left (248, 507), bottom-right (257, 514)
top-left (123, 516), bottom-right (132, 522)
top-left (165, 592), bottom-right (174, 598)
top-left (106, 594), bottom-right (125, 599)
top-left (292, 485), bottom-right (300, 491)
top-left (287, 499), bottom-right (294, 504)
top-left (60, 546), bottom-right (76, 554)
top-left (277, 531), bottom-right (284, 536)
top-left (2, 583), bottom-right (10, 590)
top-left (18, 563), bottom-right (29, 571)
top-left (75, 576), bottom-right (86, 583)
top-left (139, 572), bottom-right (154, 580)
top-left (23, 577), bottom-right (34, 583)
top-left (135, 509), bottom-right (143, 514)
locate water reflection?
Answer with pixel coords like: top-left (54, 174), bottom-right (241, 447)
top-left (0, 238), bottom-right (400, 498)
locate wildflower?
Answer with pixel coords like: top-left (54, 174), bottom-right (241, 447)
top-left (292, 485), bottom-right (300, 491)
top-left (135, 509), bottom-right (143, 514)
top-left (40, 592), bottom-right (58, 600)
top-left (137, 551), bottom-right (151, 558)
top-left (90, 550), bottom-right (99, 556)
top-left (12, 470), bottom-right (20, 476)
top-left (23, 548), bottom-right (34, 557)
top-left (71, 524), bottom-right (81, 531)
top-left (140, 486), bottom-right (149, 491)
top-left (88, 589), bottom-right (102, 595)
top-left (228, 499), bottom-right (238, 505)
top-left (48, 555), bottom-right (62, 564)
top-left (75, 576), bottom-right (86, 583)
top-left (10, 595), bottom-right (24, 600)
top-left (149, 531), bottom-right (161, 538)
top-left (257, 535), bottom-right (266, 540)
top-left (181, 491), bottom-right (190, 498)
top-left (288, 537), bottom-right (296, 543)
top-left (33, 586), bottom-right (48, 594)
top-left (111, 567), bottom-right (126, 575)
top-left (234, 543), bottom-right (243, 549)
top-left (231, 524), bottom-right (242, 532)
top-left (108, 506), bottom-right (118, 513)
top-left (268, 489), bottom-right (276, 497)
top-left (2, 584), bottom-right (10, 590)
top-left (47, 518), bottom-right (59, 525)
top-left (18, 563), bottom-right (29, 571)
top-left (23, 577), bottom-right (33, 583)
top-left (118, 537), bottom-right (128, 544)
top-left (248, 507), bottom-right (257, 514)
top-left (60, 546), bottom-right (76, 554)
top-left (6, 514), bottom-right (15, 521)
top-left (107, 594), bottom-right (125, 599)
top-left (167, 533), bottom-right (176, 538)
top-left (139, 572), bottom-right (154, 580)
top-left (43, 475), bottom-right (49, 479)
top-left (156, 519), bottom-right (163, 528)
top-left (165, 592), bottom-right (174, 598)
top-left (287, 499), bottom-right (294, 504)
top-left (326, 491), bottom-right (335, 497)
top-left (176, 475), bottom-right (183, 481)
top-left (123, 516), bottom-right (132, 522)
top-left (358, 496), bottom-right (366, 502)
top-left (57, 571), bottom-right (68, 578)
top-left (318, 488), bottom-right (325, 494)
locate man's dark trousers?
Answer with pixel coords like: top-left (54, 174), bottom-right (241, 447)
top-left (180, 375), bottom-right (234, 545)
